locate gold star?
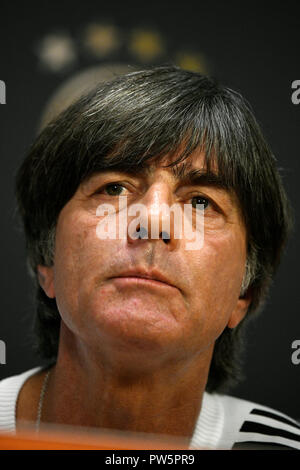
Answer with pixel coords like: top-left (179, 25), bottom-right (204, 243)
top-left (175, 52), bottom-right (209, 74)
top-left (129, 29), bottom-right (164, 62)
top-left (84, 24), bottom-right (120, 57)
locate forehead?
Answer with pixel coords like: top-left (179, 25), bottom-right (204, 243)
top-left (99, 149), bottom-right (221, 183)
top-left (83, 149), bottom-right (218, 187)
top-left (146, 151), bottom-right (219, 180)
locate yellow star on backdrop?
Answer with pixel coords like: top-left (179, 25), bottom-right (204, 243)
top-left (129, 30), bottom-right (164, 62)
top-left (175, 52), bottom-right (209, 74)
top-left (84, 24), bottom-right (120, 57)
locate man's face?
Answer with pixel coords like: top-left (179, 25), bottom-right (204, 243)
top-left (39, 151), bottom-right (251, 367)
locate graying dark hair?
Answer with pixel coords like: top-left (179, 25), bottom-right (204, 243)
top-left (15, 65), bottom-right (293, 392)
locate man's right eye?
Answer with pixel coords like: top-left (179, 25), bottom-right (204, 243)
top-left (99, 183), bottom-right (127, 196)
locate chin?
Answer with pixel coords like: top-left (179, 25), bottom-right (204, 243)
top-left (87, 300), bottom-right (182, 352)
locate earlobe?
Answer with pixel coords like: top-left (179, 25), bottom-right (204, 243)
top-left (227, 291), bottom-right (252, 329)
top-left (37, 265), bottom-right (55, 299)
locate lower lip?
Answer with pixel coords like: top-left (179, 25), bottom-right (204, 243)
top-left (110, 277), bottom-right (177, 290)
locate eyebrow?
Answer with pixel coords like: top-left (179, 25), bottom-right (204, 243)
top-left (87, 161), bottom-right (229, 191)
top-left (170, 164), bottom-right (229, 190)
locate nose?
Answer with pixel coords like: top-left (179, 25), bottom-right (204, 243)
top-left (127, 183), bottom-right (179, 249)
top-left (134, 225), bottom-right (171, 243)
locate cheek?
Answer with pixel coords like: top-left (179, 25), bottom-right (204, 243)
top-left (52, 209), bottom-right (100, 320)
top-left (194, 230), bottom-right (245, 281)
top-left (188, 230), bottom-right (247, 330)
top-left (55, 204), bottom-right (104, 268)
top-left (52, 207), bottom-right (128, 329)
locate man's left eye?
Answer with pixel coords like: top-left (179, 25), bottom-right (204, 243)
top-left (191, 196), bottom-right (210, 210)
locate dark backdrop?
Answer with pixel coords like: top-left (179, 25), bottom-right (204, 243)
top-left (0, 0), bottom-right (299, 418)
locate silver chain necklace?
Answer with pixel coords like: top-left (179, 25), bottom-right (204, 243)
top-left (36, 369), bottom-right (51, 432)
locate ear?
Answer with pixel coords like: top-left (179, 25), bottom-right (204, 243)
top-left (227, 289), bottom-right (252, 329)
top-left (37, 265), bottom-right (55, 299)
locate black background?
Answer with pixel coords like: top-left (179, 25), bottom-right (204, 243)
top-left (0, 0), bottom-right (299, 418)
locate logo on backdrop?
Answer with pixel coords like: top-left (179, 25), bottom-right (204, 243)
top-left (34, 22), bottom-right (210, 131)
top-left (291, 80), bottom-right (300, 105)
top-left (35, 24), bottom-right (209, 75)
top-left (0, 80), bottom-right (6, 104)
top-left (0, 340), bottom-right (6, 365)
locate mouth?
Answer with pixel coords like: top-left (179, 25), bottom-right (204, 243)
top-left (110, 269), bottom-right (178, 290)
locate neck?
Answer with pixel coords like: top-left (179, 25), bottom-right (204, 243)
top-left (43, 322), bottom-right (214, 440)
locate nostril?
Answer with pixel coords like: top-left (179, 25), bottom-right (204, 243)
top-left (137, 227), bottom-right (148, 239)
top-left (133, 226), bottom-right (170, 242)
top-left (133, 225), bottom-right (148, 239)
top-left (161, 231), bottom-right (170, 243)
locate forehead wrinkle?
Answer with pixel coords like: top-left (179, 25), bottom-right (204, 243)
top-left (145, 159), bottom-right (229, 190)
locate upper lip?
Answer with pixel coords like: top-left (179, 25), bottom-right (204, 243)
top-left (112, 268), bottom-right (177, 288)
